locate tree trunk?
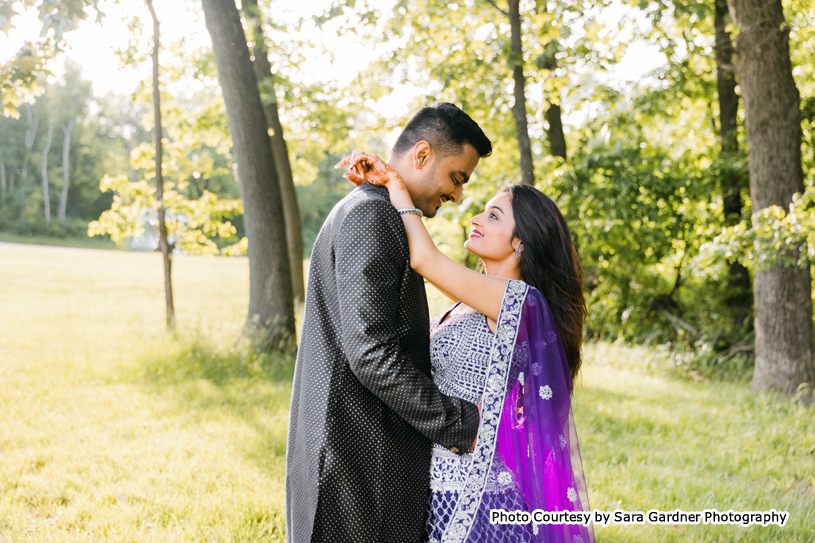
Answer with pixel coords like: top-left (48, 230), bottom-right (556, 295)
top-left (24, 104), bottom-right (38, 151)
top-left (126, 138), bottom-right (138, 183)
top-left (243, 0), bottom-right (305, 305)
top-left (58, 116), bottom-right (75, 220)
top-left (21, 104), bottom-right (38, 200)
top-left (546, 102), bottom-right (567, 160)
top-left (0, 161), bottom-right (6, 204)
top-left (714, 0), bottom-right (752, 330)
top-left (147, 0), bottom-right (175, 332)
top-left (534, 1), bottom-right (567, 161)
top-left (41, 117), bottom-right (55, 227)
top-left (508, 0), bottom-right (534, 185)
top-left (726, 0), bottom-right (815, 393)
top-left (202, 0), bottom-right (295, 351)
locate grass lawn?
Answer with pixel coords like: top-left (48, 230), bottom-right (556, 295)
top-left (0, 243), bottom-right (812, 542)
top-left (0, 232), bottom-right (119, 251)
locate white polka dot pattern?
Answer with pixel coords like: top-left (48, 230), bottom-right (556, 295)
top-left (285, 183), bottom-right (480, 543)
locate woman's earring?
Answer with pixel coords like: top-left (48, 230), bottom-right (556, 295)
top-left (515, 242), bottom-right (524, 260)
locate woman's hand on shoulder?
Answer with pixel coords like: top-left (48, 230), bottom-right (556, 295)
top-left (335, 150), bottom-right (405, 190)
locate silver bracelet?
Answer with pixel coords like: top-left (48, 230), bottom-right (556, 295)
top-left (397, 207), bottom-right (423, 218)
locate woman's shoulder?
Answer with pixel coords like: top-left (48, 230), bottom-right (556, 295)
top-left (508, 281), bottom-right (550, 312)
top-left (504, 278), bottom-right (532, 301)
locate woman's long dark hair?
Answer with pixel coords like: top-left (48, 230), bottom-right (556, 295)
top-left (503, 184), bottom-right (587, 384)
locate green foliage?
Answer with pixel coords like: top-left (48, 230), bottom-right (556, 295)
top-left (339, 0), bottom-right (765, 359)
top-left (0, 213), bottom-right (92, 238)
top-left (87, 173), bottom-right (243, 256)
top-left (85, 15), bottom-right (250, 256)
top-left (0, 0), bottom-right (101, 116)
top-left (2, 0), bottom-right (814, 376)
top-left (0, 69), bottom-right (125, 231)
top-left (698, 187), bottom-right (815, 272)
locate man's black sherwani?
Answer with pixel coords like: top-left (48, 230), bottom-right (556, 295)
top-left (285, 182), bottom-right (480, 543)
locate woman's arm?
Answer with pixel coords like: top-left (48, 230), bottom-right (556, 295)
top-left (336, 152), bottom-right (508, 322)
top-left (429, 281), bottom-right (459, 303)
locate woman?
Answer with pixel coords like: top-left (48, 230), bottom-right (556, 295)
top-left (336, 151), bottom-right (595, 543)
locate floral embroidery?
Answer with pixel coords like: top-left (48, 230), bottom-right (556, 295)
top-left (573, 535), bottom-right (584, 543)
top-left (560, 434), bottom-right (567, 449)
top-left (531, 362), bottom-right (540, 376)
top-left (567, 487), bottom-right (577, 503)
top-left (539, 385), bottom-right (553, 400)
top-left (488, 374), bottom-right (503, 393)
top-left (442, 279), bottom-right (529, 543)
top-left (430, 311), bottom-right (494, 405)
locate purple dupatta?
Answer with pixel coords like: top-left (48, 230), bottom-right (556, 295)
top-left (441, 279), bottom-right (595, 543)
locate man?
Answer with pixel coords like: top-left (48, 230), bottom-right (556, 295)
top-left (285, 102), bottom-right (493, 543)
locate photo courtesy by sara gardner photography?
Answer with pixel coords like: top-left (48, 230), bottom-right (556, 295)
top-left (0, 0), bottom-right (813, 542)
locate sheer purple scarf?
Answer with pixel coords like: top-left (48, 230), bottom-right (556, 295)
top-left (441, 279), bottom-right (595, 543)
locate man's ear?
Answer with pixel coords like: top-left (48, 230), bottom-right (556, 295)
top-left (413, 141), bottom-right (433, 169)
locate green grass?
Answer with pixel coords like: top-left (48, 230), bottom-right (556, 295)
top-left (575, 342), bottom-right (815, 542)
top-left (0, 244), bottom-right (813, 542)
top-left (0, 231), bottom-right (119, 250)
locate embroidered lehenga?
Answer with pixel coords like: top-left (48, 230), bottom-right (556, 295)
top-left (426, 279), bottom-right (595, 543)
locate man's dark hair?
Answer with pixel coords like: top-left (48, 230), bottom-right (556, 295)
top-left (391, 102), bottom-right (492, 159)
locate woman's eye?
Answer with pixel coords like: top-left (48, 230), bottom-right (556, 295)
top-left (490, 213), bottom-right (498, 220)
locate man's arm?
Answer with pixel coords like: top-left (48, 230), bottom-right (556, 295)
top-left (335, 197), bottom-right (479, 453)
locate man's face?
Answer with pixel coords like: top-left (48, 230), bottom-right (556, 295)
top-left (412, 143), bottom-right (481, 218)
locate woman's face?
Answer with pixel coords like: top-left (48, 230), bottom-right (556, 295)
top-left (464, 191), bottom-right (519, 262)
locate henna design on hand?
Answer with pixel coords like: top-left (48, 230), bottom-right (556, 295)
top-left (335, 150), bottom-right (406, 190)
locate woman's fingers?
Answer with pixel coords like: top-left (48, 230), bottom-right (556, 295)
top-left (343, 172), bottom-right (366, 186)
top-left (334, 149), bottom-right (366, 170)
top-left (335, 152), bottom-right (397, 187)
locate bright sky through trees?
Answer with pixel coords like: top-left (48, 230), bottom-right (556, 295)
top-left (0, 0), bottom-right (664, 120)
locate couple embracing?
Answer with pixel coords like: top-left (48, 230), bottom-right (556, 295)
top-left (285, 102), bottom-right (595, 543)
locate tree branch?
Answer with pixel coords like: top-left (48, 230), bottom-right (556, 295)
top-left (484, 0), bottom-right (508, 16)
top-left (658, 309), bottom-right (698, 336)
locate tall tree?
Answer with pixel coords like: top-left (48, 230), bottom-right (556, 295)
top-left (507, 0), bottom-right (534, 184)
top-left (0, 161), bottom-right (6, 204)
top-left (22, 103), bottom-right (38, 193)
top-left (202, 0), bottom-right (295, 350)
top-left (713, 0), bottom-right (751, 329)
top-left (146, 0), bottom-right (176, 331)
top-left (58, 96), bottom-right (76, 221)
top-left (538, 39), bottom-right (567, 160)
top-left (531, 0), bottom-right (568, 161)
top-left (546, 100), bottom-right (567, 160)
top-left (725, 0), bottom-right (815, 392)
top-left (243, 0), bottom-right (305, 304)
top-left (41, 111), bottom-right (55, 227)
top-left (488, 0), bottom-right (535, 184)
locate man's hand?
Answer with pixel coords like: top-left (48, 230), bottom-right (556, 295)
top-left (468, 404), bottom-right (481, 451)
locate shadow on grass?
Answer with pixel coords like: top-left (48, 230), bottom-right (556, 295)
top-left (142, 330), bottom-right (295, 385)
top-left (129, 334), bottom-right (814, 542)
top-left (137, 330), bottom-right (295, 467)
